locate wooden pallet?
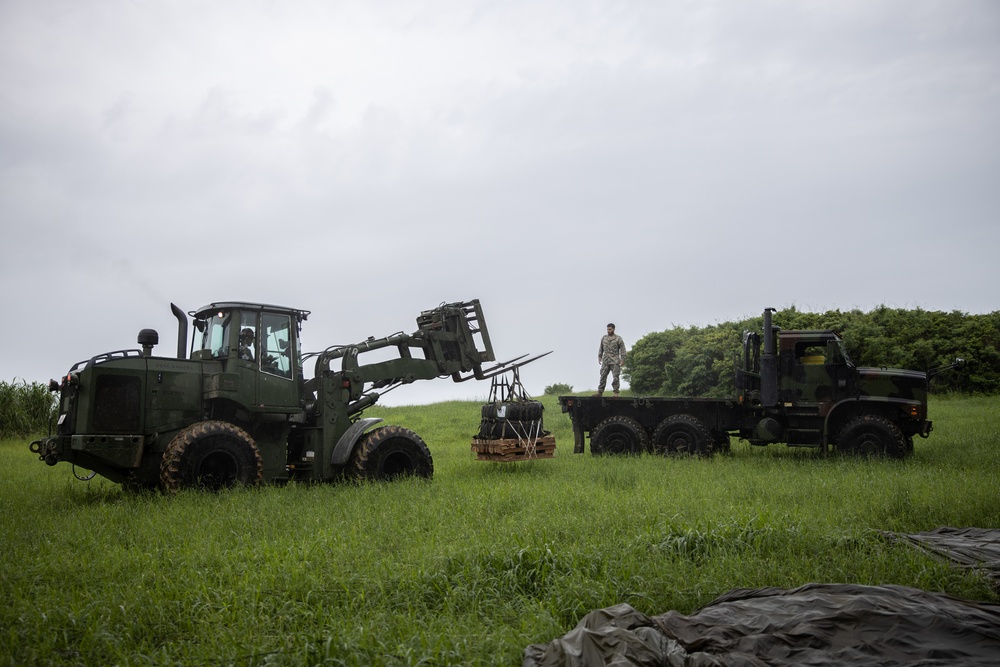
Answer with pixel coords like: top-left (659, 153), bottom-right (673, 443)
top-left (471, 434), bottom-right (557, 461)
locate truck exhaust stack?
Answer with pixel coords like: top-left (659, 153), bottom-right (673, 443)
top-left (760, 307), bottom-right (778, 407)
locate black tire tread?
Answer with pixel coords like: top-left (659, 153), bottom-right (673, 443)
top-left (591, 416), bottom-right (649, 456)
top-left (350, 425), bottom-right (434, 480)
top-left (836, 414), bottom-right (907, 458)
top-left (160, 420), bottom-right (263, 493)
top-left (651, 414), bottom-right (713, 457)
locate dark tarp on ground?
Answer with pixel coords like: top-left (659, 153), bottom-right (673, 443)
top-left (880, 527), bottom-right (1000, 585)
top-left (524, 527), bottom-right (1000, 666)
top-left (522, 583), bottom-right (1000, 666)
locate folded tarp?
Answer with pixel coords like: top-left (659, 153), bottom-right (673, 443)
top-left (523, 583), bottom-right (1000, 666)
top-left (880, 526), bottom-right (1000, 585)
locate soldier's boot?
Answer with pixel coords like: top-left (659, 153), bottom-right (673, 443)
top-left (593, 391), bottom-right (603, 397)
top-left (613, 391), bottom-right (619, 397)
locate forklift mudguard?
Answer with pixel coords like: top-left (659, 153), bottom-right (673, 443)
top-left (330, 417), bottom-right (384, 466)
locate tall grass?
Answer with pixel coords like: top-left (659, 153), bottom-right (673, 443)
top-left (0, 379), bottom-right (58, 438)
top-left (1, 394), bottom-right (998, 665)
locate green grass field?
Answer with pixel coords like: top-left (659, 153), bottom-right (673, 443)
top-left (2, 394), bottom-right (998, 666)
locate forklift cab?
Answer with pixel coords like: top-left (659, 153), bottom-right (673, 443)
top-left (190, 302), bottom-right (309, 411)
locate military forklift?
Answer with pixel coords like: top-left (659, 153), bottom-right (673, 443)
top-left (31, 299), bottom-right (540, 491)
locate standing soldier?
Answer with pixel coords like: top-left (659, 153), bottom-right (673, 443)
top-left (596, 323), bottom-right (626, 397)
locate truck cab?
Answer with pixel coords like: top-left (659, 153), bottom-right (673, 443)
top-left (778, 330), bottom-right (854, 411)
top-left (738, 316), bottom-right (931, 450)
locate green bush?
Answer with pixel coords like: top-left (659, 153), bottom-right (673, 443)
top-left (544, 383), bottom-right (574, 395)
top-left (0, 379), bottom-right (58, 438)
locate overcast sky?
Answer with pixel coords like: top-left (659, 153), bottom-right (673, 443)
top-left (2, 0), bottom-right (998, 405)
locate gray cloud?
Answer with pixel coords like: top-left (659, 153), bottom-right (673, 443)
top-left (2, 0), bottom-right (998, 403)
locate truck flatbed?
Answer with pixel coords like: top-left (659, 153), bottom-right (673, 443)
top-left (559, 395), bottom-right (743, 456)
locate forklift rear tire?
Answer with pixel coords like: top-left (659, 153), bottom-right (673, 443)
top-left (160, 421), bottom-right (263, 493)
top-left (351, 425), bottom-right (434, 480)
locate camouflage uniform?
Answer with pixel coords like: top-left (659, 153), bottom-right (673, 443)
top-left (598, 330), bottom-right (627, 395)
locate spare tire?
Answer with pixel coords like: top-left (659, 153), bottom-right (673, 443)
top-left (478, 418), bottom-right (545, 440)
top-left (478, 400), bottom-right (544, 439)
top-left (482, 400), bottom-right (544, 422)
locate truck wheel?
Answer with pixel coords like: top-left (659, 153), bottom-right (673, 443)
top-left (351, 425), bottom-right (434, 480)
top-left (836, 415), bottom-right (906, 458)
top-left (591, 416), bottom-right (648, 455)
top-left (160, 421), bottom-right (263, 492)
top-left (652, 414), bottom-right (713, 456)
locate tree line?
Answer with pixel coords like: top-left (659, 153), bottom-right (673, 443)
top-left (624, 306), bottom-right (1000, 397)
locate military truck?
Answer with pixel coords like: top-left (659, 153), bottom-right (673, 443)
top-left (560, 308), bottom-right (963, 458)
top-left (31, 299), bottom-right (537, 491)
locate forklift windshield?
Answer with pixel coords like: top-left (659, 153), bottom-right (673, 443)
top-left (194, 310), bottom-right (232, 359)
